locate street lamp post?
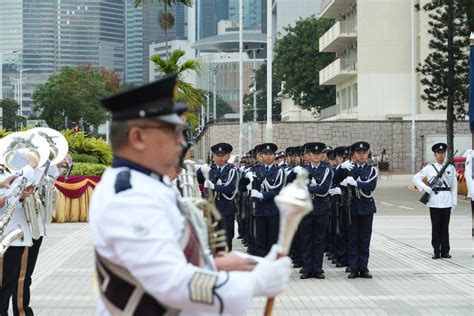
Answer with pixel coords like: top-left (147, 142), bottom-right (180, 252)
top-left (266, 0), bottom-right (273, 142)
top-left (213, 65), bottom-right (218, 123)
top-left (18, 68), bottom-right (31, 124)
top-left (205, 91), bottom-right (210, 123)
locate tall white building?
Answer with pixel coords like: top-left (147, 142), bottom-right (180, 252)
top-left (318, 0), bottom-right (444, 121)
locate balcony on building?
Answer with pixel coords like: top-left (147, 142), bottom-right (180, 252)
top-left (319, 58), bottom-right (357, 86)
top-left (319, 0), bottom-right (355, 19)
top-left (319, 21), bottom-right (357, 53)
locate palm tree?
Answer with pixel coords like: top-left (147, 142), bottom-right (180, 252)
top-left (133, 0), bottom-right (194, 57)
top-left (151, 49), bottom-right (203, 128)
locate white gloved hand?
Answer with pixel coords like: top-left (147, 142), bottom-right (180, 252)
top-left (451, 204), bottom-right (456, 212)
top-left (329, 187), bottom-right (342, 196)
top-left (293, 166), bottom-right (303, 174)
top-left (200, 164), bottom-right (211, 174)
top-left (340, 160), bottom-right (354, 171)
top-left (346, 176), bottom-right (357, 187)
top-left (424, 187), bottom-right (432, 194)
top-left (251, 189), bottom-right (263, 199)
top-left (340, 178), bottom-right (348, 187)
top-left (252, 245), bottom-right (292, 297)
top-left (309, 178), bottom-right (317, 187)
top-left (245, 172), bottom-right (256, 182)
top-left (204, 180), bottom-right (215, 190)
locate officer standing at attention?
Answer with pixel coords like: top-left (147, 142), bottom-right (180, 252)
top-left (413, 143), bottom-right (457, 259)
top-left (200, 143), bottom-right (238, 251)
top-left (338, 141), bottom-right (378, 279)
top-left (299, 142), bottom-right (333, 279)
top-left (251, 143), bottom-right (285, 257)
top-left (89, 75), bottom-right (292, 316)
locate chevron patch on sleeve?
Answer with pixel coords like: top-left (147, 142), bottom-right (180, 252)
top-left (188, 272), bottom-right (218, 305)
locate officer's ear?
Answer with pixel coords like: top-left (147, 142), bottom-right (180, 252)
top-left (128, 126), bottom-right (147, 151)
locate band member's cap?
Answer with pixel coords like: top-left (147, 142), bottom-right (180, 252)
top-left (259, 143), bottom-right (278, 154)
top-left (303, 142), bottom-right (326, 153)
top-left (351, 141), bottom-right (370, 152)
top-left (334, 146), bottom-right (347, 157)
top-left (100, 75), bottom-right (186, 126)
top-left (211, 142), bottom-right (233, 154)
top-left (431, 143), bottom-right (447, 153)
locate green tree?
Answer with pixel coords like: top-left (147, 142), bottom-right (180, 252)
top-left (133, 0), bottom-right (193, 56)
top-left (0, 98), bottom-right (21, 130)
top-left (461, 0), bottom-right (474, 30)
top-left (416, 0), bottom-right (470, 156)
top-left (243, 61), bottom-right (281, 122)
top-left (151, 48), bottom-right (203, 128)
top-left (32, 65), bottom-right (121, 132)
top-left (208, 93), bottom-right (234, 121)
top-left (273, 16), bottom-right (335, 112)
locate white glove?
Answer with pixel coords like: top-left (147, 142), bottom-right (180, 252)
top-left (245, 172), bottom-right (255, 182)
top-left (309, 178), bottom-right (317, 187)
top-left (252, 245), bottom-right (292, 297)
top-left (424, 187), bottom-right (432, 194)
top-left (340, 160), bottom-right (354, 171)
top-left (451, 204), bottom-right (456, 212)
top-left (200, 164), bottom-right (211, 174)
top-left (293, 166), bottom-right (303, 174)
top-left (329, 187), bottom-right (342, 196)
top-left (204, 180), bottom-right (215, 190)
top-left (346, 176), bottom-right (357, 187)
top-left (340, 178), bottom-right (348, 187)
top-left (251, 189), bottom-right (263, 199)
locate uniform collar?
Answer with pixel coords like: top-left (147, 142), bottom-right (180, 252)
top-left (112, 156), bottom-right (163, 181)
top-left (311, 163), bottom-right (320, 169)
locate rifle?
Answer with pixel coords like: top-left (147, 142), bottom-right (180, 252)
top-left (419, 150), bottom-right (458, 205)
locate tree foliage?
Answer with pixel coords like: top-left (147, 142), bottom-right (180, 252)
top-left (151, 49), bottom-right (203, 129)
top-left (32, 65), bottom-right (121, 131)
top-left (0, 98), bottom-right (21, 130)
top-left (416, 0), bottom-right (470, 155)
top-left (273, 16), bottom-right (335, 111)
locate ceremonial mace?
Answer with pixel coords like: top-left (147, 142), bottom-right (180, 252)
top-left (264, 170), bottom-right (312, 316)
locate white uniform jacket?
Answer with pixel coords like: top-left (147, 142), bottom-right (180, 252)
top-left (413, 162), bottom-right (457, 208)
top-left (89, 161), bottom-right (257, 316)
top-left (0, 171), bottom-right (34, 247)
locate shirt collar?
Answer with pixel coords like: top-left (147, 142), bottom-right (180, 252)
top-left (112, 156), bottom-right (163, 182)
top-left (311, 163), bottom-right (320, 169)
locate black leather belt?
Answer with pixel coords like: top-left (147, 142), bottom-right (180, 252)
top-left (432, 187), bottom-right (450, 192)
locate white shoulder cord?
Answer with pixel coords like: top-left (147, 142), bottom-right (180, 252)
top-left (356, 166), bottom-right (378, 198)
top-left (261, 168), bottom-right (284, 192)
top-left (220, 167), bottom-right (239, 200)
top-left (314, 167), bottom-right (332, 197)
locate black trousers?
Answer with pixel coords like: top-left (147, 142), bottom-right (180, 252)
top-left (224, 215), bottom-right (235, 251)
top-left (429, 208), bottom-right (451, 255)
top-left (0, 237), bottom-right (43, 316)
top-left (301, 214), bottom-right (329, 274)
top-left (348, 213), bottom-right (374, 272)
top-left (255, 215), bottom-right (279, 257)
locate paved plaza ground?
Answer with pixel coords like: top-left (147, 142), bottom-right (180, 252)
top-left (21, 175), bottom-right (473, 315)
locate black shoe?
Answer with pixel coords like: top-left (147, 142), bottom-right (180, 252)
top-left (359, 271), bottom-right (373, 279)
top-left (348, 271), bottom-right (359, 279)
top-left (300, 273), bottom-right (312, 280)
top-left (313, 272), bottom-right (325, 279)
top-left (441, 253), bottom-right (451, 259)
top-left (293, 262), bottom-right (302, 268)
top-left (432, 253), bottom-right (441, 259)
top-left (299, 268), bottom-right (307, 274)
top-left (345, 267), bottom-right (351, 273)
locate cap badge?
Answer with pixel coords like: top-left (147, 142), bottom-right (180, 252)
top-left (359, 144), bottom-right (363, 148)
top-left (219, 147), bottom-right (222, 151)
top-left (266, 145), bottom-right (270, 150)
top-left (139, 110), bottom-right (146, 117)
top-left (439, 145), bottom-right (442, 149)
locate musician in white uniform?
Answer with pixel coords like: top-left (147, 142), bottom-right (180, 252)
top-left (89, 75), bottom-right (292, 316)
top-left (413, 143), bottom-right (457, 259)
top-left (465, 150), bottom-right (473, 212)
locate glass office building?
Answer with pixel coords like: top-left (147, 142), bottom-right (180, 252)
top-left (0, 0), bottom-right (125, 116)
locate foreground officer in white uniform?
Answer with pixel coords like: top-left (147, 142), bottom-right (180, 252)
top-left (89, 75), bottom-right (292, 316)
top-left (413, 143), bottom-right (457, 259)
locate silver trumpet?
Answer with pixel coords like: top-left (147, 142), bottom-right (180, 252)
top-left (23, 192), bottom-right (43, 240)
top-left (265, 170), bottom-right (313, 316)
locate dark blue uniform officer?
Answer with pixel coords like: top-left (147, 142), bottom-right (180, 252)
top-left (337, 141), bottom-right (378, 279)
top-left (251, 143), bottom-right (285, 257)
top-left (300, 142), bottom-right (333, 279)
top-left (202, 143), bottom-right (239, 251)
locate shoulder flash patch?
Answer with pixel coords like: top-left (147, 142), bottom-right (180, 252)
top-left (115, 170), bottom-right (132, 193)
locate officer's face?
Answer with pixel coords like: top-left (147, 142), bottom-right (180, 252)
top-left (335, 156), bottom-right (344, 165)
top-left (309, 152), bottom-right (323, 164)
top-left (354, 150), bottom-right (369, 164)
top-left (261, 152), bottom-right (275, 165)
top-left (213, 153), bottom-right (229, 166)
top-left (434, 151), bottom-right (446, 163)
